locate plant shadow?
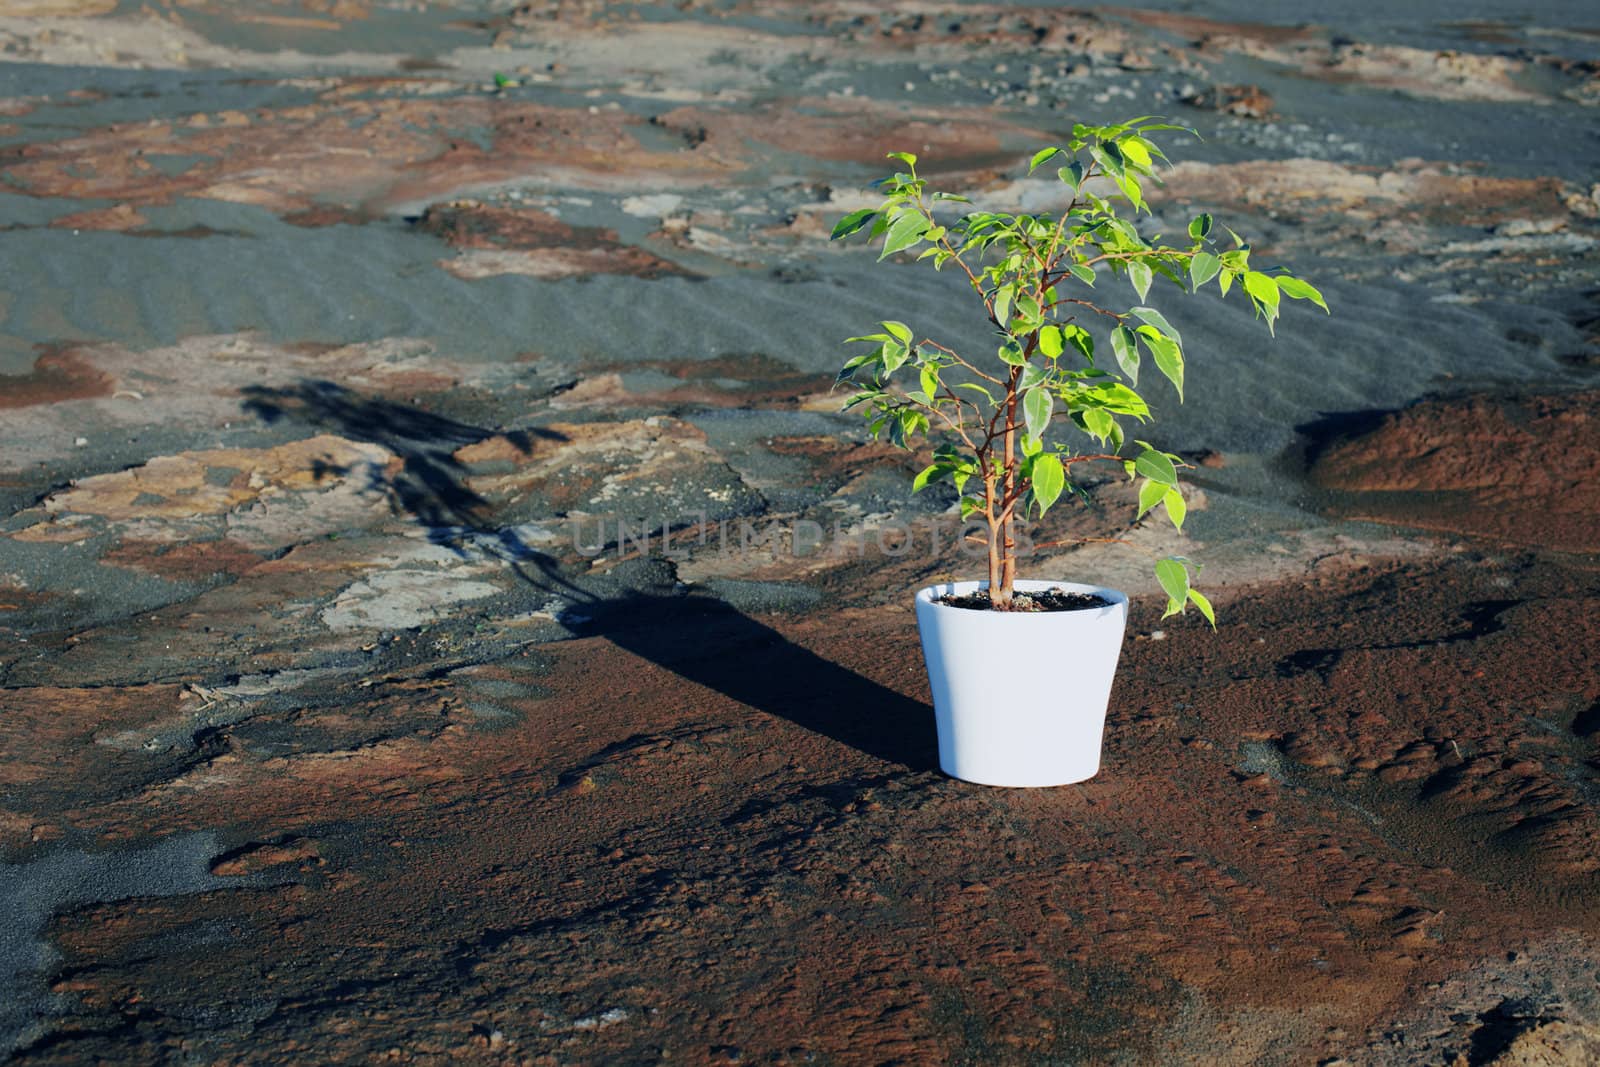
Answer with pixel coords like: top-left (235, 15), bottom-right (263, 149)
top-left (241, 380), bottom-right (938, 772)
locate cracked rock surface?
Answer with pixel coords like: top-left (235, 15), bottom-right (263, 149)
top-left (2, 1), bottom-right (1599, 1063)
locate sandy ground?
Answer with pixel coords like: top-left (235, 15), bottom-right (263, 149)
top-left (1, 1), bottom-right (1599, 1064)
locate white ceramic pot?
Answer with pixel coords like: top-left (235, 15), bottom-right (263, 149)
top-left (914, 579), bottom-right (1129, 787)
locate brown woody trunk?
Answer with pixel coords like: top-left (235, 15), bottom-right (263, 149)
top-left (990, 367), bottom-right (1021, 609)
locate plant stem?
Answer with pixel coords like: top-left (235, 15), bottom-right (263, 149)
top-left (996, 364), bottom-right (1020, 606)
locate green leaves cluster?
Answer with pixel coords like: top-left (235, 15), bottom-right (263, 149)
top-left (831, 119), bottom-right (1328, 620)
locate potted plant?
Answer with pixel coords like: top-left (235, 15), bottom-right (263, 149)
top-left (831, 117), bottom-right (1327, 787)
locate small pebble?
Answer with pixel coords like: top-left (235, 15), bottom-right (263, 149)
top-left (74, 436), bottom-right (88, 447)
top-left (1149, 629), bottom-right (1166, 641)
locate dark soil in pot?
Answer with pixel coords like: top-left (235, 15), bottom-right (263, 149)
top-left (936, 588), bottom-right (1113, 612)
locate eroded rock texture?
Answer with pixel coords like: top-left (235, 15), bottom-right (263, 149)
top-left (1, 1), bottom-right (1599, 1063)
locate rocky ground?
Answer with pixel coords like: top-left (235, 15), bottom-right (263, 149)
top-left (2, 1), bottom-right (1599, 1064)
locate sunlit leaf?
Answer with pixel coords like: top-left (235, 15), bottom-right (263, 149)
top-left (1137, 327), bottom-right (1184, 400)
top-left (1155, 558), bottom-right (1189, 618)
top-left (1024, 386), bottom-right (1052, 440)
top-left (1031, 453), bottom-right (1065, 513)
top-left (1188, 251), bottom-right (1221, 291)
top-left (1110, 325), bottom-right (1139, 384)
top-left (1075, 408), bottom-right (1111, 442)
top-left (1129, 306), bottom-right (1181, 346)
top-left (993, 284), bottom-right (1013, 328)
top-left (1135, 448), bottom-right (1178, 486)
top-left (1275, 275), bottom-right (1330, 312)
top-left (1137, 477), bottom-right (1166, 518)
top-left (1243, 271), bottom-right (1280, 313)
top-left (1118, 137), bottom-right (1152, 168)
top-left (831, 208), bottom-right (877, 241)
top-left (879, 212), bottom-right (930, 260)
top-left (1164, 484), bottom-right (1186, 529)
top-left (1063, 324), bottom-right (1094, 363)
top-left (881, 341), bottom-right (911, 374)
top-left (1129, 260), bottom-right (1152, 301)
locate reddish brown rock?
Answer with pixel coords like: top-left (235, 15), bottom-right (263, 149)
top-left (418, 200), bottom-right (694, 280)
top-left (1309, 391), bottom-right (1600, 552)
top-left (46, 202), bottom-right (146, 231)
top-left (0, 346), bottom-right (113, 409)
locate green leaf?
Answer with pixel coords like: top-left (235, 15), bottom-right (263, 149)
top-left (1188, 251), bottom-right (1221, 291)
top-left (920, 363), bottom-right (939, 400)
top-left (1058, 161), bottom-right (1085, 192)
top-left (1163, 485), bottom-right (1187, 529)
top-left (1275, 275), bottom-right (1330, 312)
top-left (1137, 327), bottom-right (1184, 400)
top-left (1188, 588), bottom-right (1216, 629)
top-left (882, 320), bottom-right (912, 344)
top-left (1243, 270), bottom-right (1280, 317)
top-left (1110, 325), bottom-right (1139, 385)
top-left (1078, 407), bottom-right (1114, 443)
top-left (1065, 262), bottom-right (1096, 286)
top-left (1117, 137), bottom-right (1152, 168)
top-left (1129, 306), bottom-right (1182, 346)
top-left (1218, 268), bottom-right (1235, 298)
top-left (1135, 448), bottom-right (1178, 487)
top-left (1038, 324), bottom-right (1064, 358)
top-left (1031, 453), bottom-right (1065, 513)
top-left (886, 150), bottom-right (918, 168)
top-left (1136, 477), bottom-right (1166, 518)
top-left (993, 284), bottom-right (1013, 328)
top-left (1090, 144), bottom-right (1125, 181)
top-left (912, 463), bottom-right (944, 491)
top-left (1188, 213), bottom-right (1213, 240)
top-left (1119, 173), bottom-right (1145, 212)
top-left (997, 340), bottom-right (1027, 366)
top-left (1155, 558), bottom-right (1189, 618)
top-left (1063, 324), bottom-right (1094, 363)
top-left (1023, 386), bottom-right (1052, 440)
top-left (1128, 260), bottom-right (1152, 301)
top-left (1014, 293), bottom-right (1042, 325)
top-left (1080, 381), bottom-right (1150, 418)
top-left (1018, 363), bottom-right (1047, 390)
top-left (881, 341), bottom-right (911, 375)
top-left (831, 208), bottom-right (878, 241)
top-left (957, 382), bottom-right (997, 404)
top-left (1029, 147), bottom-right (1062, 173)
top-left (879, 212), bottom-right (931, 260)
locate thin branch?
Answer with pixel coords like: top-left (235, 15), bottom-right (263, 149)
top-left (1081, 247), bottom-right (1197, 270)
top-left (1042, 296), bottom-right (1125, 323)
top-left (920, 339), bottom-right (1005, 387)
top-left (1030, 536), bottom-right (1137, 550)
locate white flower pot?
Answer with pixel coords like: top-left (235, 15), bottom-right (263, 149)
top-left (914, 579), bottom-right (1129, 787)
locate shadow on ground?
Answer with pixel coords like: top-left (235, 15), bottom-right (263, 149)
top-left (241, 380), bottom-right (938, 772)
